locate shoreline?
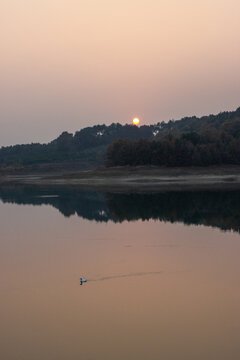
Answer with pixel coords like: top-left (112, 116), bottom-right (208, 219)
top-left (2, 165), bottom-right (240, 191)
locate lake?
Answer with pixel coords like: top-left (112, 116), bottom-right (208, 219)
top-left (1, 186), bottom-right (240, 359)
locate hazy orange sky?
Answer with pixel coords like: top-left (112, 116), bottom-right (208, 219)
top-left (1, 0), bottom-right (240, 145)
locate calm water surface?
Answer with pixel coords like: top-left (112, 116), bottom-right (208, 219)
top-left (1, 187), bottom-right (240, 359)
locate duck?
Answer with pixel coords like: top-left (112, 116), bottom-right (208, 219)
top-left (80, 277), bottom-right (88, 285)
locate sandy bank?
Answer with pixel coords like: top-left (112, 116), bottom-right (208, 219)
top-left (2, 166), bottom-right (240, 191)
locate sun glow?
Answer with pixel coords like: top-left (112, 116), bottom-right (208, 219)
top-left (132, 117), bottom-right (140, 125)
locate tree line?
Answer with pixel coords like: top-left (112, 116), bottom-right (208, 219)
top-left (0, 124), bottom-right (156, 166)
top-left (105, 119), bottom-right (240, 167)
top-left (1, 106), bottom-right (240, 168)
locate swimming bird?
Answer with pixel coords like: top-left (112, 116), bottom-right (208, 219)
top-left (80, 277), bottom-right (87, 285)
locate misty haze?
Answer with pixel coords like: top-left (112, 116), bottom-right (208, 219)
top-left (1, 1), bottom-right (240, 359)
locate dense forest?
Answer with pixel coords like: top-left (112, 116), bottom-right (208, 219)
top-left (0, 124), bottom-right (156, 168)
top-left (105, 108), bottom-right (240, 167)
top-left (1, 107), bottom-right (240, 169)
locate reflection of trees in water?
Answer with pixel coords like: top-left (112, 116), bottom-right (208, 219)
top-left (106, 192), bottom-right (240, 232)
top-left (0, 185), bottom-right (240, 232)
top-left (0, 186), bottom-right (114, 221)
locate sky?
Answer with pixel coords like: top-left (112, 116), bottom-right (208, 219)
top-left (1, 0), bottom-right (240, 146)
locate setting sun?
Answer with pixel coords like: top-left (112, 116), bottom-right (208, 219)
top-left (132, 117), bottom-right (140, 125)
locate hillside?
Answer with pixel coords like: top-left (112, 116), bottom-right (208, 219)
top-left (0, 107), bottom-right (240, 170)
top-left (106, 108), bottom-right (240, 167)
top-left (156, 106), bottom-right (240, 137)
top-left (0, 124), bottom-right (157, 170)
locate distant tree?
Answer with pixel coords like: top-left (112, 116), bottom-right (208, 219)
top-left (55, 132), bottom-right (73, 152)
